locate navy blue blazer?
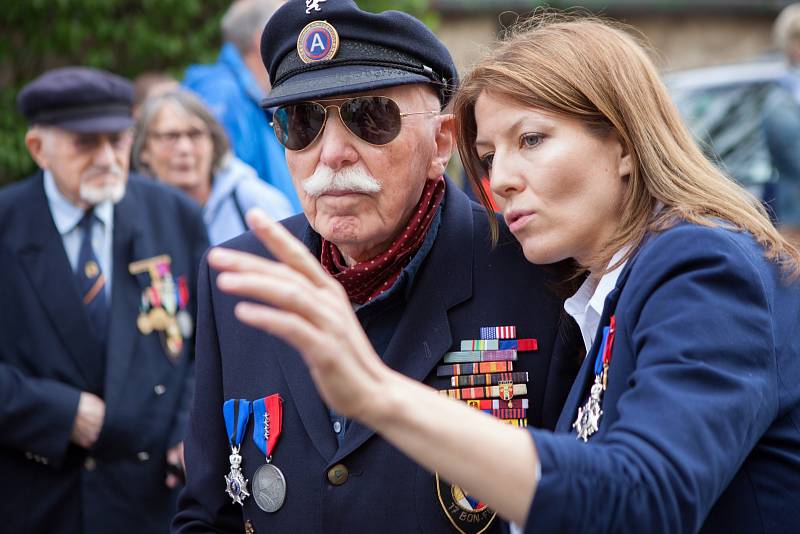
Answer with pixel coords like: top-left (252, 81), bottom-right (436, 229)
top-left (0, 173), bottom-right (208, 534)
top-left (526, 223), bottom-right (800, 533)
top-left (174, 182), bottom-right (577, 533)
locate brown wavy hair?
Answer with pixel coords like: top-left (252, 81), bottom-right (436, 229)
top-left (454, 14), bottom-right (800, 277)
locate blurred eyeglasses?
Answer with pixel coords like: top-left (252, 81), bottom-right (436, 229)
top-left (149, 128), bottom-right (210, 146)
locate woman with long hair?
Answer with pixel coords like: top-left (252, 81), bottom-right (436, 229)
top-left (206, 15), bottom-right (800, 533)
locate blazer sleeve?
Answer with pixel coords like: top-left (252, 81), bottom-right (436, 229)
top-left (524, 227), bottom-right (779, 534)
top-left (172, 253), bottom-right (243, 533)
top-left (0, 362), bottom-right (81, 467)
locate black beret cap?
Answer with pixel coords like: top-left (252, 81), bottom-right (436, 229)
top-left (17, 66), bottom-right (134, 133)
top-left (260, 0), bottom-right (458, 108)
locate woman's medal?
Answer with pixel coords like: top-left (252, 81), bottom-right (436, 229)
top-left (223, 398), bottom-right (252, 505)
top-left (252, 394), bottom-right (286, 513)
top-left (573, 316), bottom-right (616, 442)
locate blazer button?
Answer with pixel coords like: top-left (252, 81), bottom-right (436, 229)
top-left (137, 451), bottom-right (150, 462)
top-left (154, 384), bottom-right (166, 395)
top-left (84, 457), bottom-right (97, 471)
top-left (327, 464), bottom-right (349, 486)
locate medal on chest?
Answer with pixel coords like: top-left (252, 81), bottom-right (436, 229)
top-left (435, 325), bottom-right (538, 533)
top-left (573, 315), bottom-right (616, 442)
top-left (252, 394), bottom-right (287, 513)
top-left (129, 254), bottom-right (193, 361)
top-left (223, 399), bottom-right (252, 505)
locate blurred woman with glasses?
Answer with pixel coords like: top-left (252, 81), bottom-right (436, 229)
top-left (132, 90), bottom-right (293, 245)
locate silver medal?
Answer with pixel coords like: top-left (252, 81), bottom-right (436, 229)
top-left (572, 375), bottom-right (604, 442)
top-left (224, 446), bottom-right (250, 505)
top-left (252, 463), bottom-right (286, 512)
top-left (177, 310), bottom-right (194, 338)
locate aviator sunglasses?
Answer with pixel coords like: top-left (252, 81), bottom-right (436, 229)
top-left (271, 96), bottom-right (440, 151)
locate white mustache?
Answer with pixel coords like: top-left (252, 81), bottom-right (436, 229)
top-left (301, 164), bottom-right (381, 198)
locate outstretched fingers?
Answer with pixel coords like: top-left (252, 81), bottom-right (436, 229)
top-left (246, 209), bottom-right (336, 290)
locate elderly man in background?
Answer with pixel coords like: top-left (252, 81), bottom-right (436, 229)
top-left (763, 2), bottom-right (800, 246)
top-left (184, 0), bottom-right (300, 212)
top-left (173, 1), bottom-right (579, 533)
top-left (0, 67), bottom-right (208, 533)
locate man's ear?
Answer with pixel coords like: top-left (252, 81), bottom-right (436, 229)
top-left (427, 113), bottom-right (455, 179)
top-left (25, 128), bottom-right (48, 170)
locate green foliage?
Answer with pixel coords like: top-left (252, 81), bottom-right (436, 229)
top-left (0, 0), bottom-right (229, 184)
top-left (0, 0), bottom-right (434, 185)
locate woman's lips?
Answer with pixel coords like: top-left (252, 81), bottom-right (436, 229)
top-left (505, 209), bottom-right (536, 233)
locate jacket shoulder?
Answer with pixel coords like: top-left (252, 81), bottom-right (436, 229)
top-left (636, 223), bottom-right (769, 275)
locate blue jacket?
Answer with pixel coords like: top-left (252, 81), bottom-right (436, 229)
top-left (0, 173), bottom-right (208, 534)
top-left (526, 223), bottom-right (800, 533)
top-left (183, 43), bottom-right (301, 212)
top-left (173, 181), bottom-right (578, 533)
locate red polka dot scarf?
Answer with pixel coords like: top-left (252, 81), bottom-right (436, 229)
top-left (320, 177), bottom-right (446, 305)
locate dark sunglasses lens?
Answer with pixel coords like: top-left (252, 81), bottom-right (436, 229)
top-left (340, 96), bottom-right (402, 145)
top-left (273, 103), bottom-right (326, 150)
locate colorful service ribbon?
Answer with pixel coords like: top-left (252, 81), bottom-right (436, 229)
top-left (253, 394), bottom-right (283, 461)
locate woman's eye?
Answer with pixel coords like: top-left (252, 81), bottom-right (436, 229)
top-left (479, 153), bottom-right (494, 173)
top-left (520, 133), bottom-right (543, 148)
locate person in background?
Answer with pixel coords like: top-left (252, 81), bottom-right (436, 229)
top-left (133, 72), bottom-right (180, 118)
top-left (0, 66), bottom-right (207, 534)
top-left (763, 3), bottom-right (800, 246)
top-left (132, 90), bottom-right (293, 245)
top-left (206, 15), bottom-right (800, 533)
top-left (183, 0), bottom-right (300, 212)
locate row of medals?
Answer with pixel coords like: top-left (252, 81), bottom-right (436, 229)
top-left (135, 273), bottom-right (193, 358)
top-left (434, 330), bottom-right (534, 533)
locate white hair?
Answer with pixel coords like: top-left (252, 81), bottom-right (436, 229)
top-left (222, 0), bottom-right (284, 54)
top-left (774, 3), bottom-right (800, 52)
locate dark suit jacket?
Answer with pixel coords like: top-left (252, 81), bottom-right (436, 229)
top-left (0, 173), bottom-right (208, 534)
top-left (173, 182), bottom-right (577, 533)
top-left (527, 223), bottom-right (800, 533)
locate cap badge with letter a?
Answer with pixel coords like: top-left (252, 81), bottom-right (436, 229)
top-left (297, 20), bottom-right (339, 63)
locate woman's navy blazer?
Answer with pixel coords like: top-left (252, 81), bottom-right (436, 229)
top-left (526, 223), bottom-right (800, 533)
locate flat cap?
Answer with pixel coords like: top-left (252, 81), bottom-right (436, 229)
top-left (260, 0), bottom-right (457, 108)
top-left (17, 66), bottom-right (134, 133)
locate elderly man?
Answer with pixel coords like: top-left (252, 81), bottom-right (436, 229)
top-left (0, 67), bottom-right (208, 533)
top-left (183, 0), bottom-right (300, 211)
top-left (174, 1), bottom-right (577, 532)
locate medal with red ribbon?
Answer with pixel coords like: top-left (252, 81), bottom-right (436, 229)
top-left (572, 315), bottom-right (616, 442)
top-left (252, 394), bottom-right (286, 513)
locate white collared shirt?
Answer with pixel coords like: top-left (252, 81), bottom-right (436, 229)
top-left (564, 247), bottom-right (629, 354)
top-left (509, 249), bottom-right (631, 534)
top-left (43, 170), bottom-right (114, 299)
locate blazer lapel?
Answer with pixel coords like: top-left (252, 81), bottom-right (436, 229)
top-left (332, 182), bottom-right (474, 463)
top-left (17, 175), bottom-right (104, 391)
top-left (555, 259), bottom-right (637, 432)
top-left (275, 222), bottom-right (340, 463)
top-left (102, 191), bottom-right (144, 408)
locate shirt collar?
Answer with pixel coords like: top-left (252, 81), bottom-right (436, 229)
top-left (43, 170), bottom-right (114, 234)
top-left (564, 246), bottom-right (629, 352)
